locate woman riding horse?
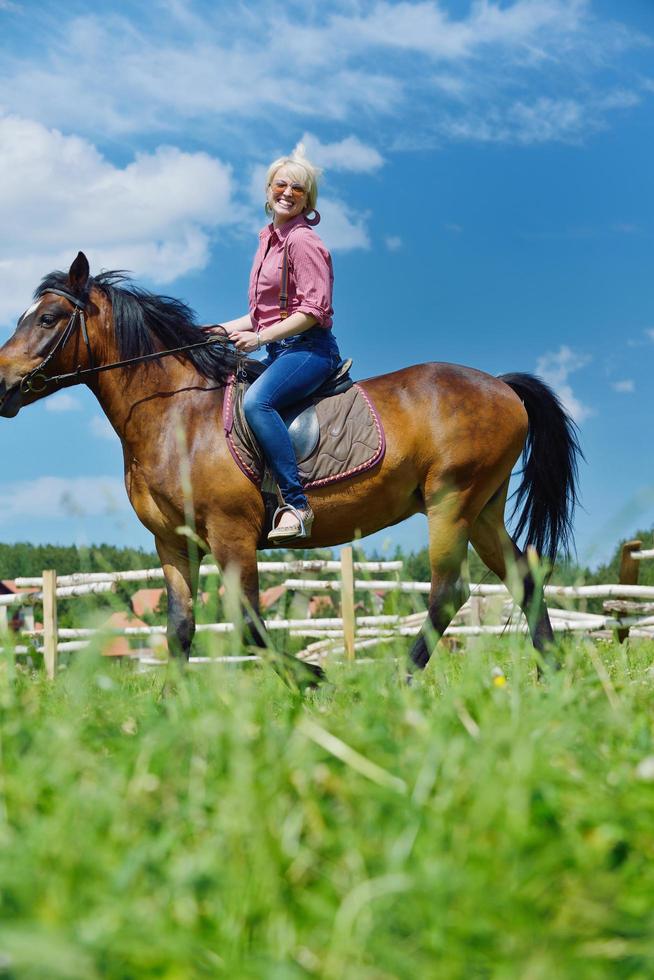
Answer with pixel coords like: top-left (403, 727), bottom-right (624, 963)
top-left (0, 245), bottom-right (580, 681)
top-left (206, 147), bottom-right (340, 542)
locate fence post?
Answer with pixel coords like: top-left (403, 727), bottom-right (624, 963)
top-left (617, 540), bottom-right (641, 643)
top-left (340, 546), bottom-right (355, 661)
top-left (0, 605), bottom-right (7, 636)
top-left (468, 595), bottom-right (483, 628)
top-left (42, 569), bottom-right (58, 679)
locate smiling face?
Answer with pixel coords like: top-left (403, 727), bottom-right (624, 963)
top-left (267, 165), bottom-right (308, 226)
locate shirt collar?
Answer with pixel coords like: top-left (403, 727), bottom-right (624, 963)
top-left (260, 212), bottom-right (307, 244)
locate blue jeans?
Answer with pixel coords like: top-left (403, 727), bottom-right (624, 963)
top-left (243, 328), bottom-right (340, 509)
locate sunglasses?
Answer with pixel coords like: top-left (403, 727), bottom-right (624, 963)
top-left (270, 179), bottom-right (306, 199)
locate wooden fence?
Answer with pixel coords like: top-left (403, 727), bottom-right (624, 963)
top-left (1, 542), bottom-right (653, 678)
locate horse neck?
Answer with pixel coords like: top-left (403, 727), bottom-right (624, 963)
top-left (85, 310), bottom-right (223, 451)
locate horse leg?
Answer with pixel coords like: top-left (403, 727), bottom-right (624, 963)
top-left (409, 493), bottom-right (469, 672)
top-left (208, 532), bottom-right (325, 687)
top-left (156, 538), bottom-right (199, 660)
top-left (469, 484), bottom-right (556, 658)
top-left (214, 538), bottom-right (267, 649)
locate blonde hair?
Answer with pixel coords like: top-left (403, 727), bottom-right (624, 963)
top-left (264, 143), bottom-right (321, 215)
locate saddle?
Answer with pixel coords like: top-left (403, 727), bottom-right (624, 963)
top-left (224, 356), bottom-right (385, 498)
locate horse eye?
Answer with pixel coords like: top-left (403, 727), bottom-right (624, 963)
top-left (40, 314), bottom-right (58, 327)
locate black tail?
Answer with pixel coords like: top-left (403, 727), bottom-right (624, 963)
top-left (499, 373), bottom-right (583, 565)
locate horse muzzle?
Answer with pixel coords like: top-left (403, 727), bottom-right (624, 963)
top-left (0, 378), bottom-right (23, 418)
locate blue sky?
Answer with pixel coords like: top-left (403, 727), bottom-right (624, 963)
top-left (0, 0), bottom-right (652, 564)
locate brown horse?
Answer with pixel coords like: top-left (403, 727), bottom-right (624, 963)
top-left (0, 253), bottom-right (580, 679)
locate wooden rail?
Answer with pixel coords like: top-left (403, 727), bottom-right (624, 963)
top-left (14, 559), bottom-right (402, 589)
top-left (3, 545), bottom-right (653, 675)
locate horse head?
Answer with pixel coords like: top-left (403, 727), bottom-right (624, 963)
top-left (0, 252), bottom-right (95, 417)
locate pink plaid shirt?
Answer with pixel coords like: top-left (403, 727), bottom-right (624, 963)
top-left (248, 214), bottom-right (334, 332)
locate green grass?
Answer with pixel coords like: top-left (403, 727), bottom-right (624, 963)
top-left (1, 638), bottom-right (654, 978)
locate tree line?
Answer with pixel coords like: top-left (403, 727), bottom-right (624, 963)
top-left (0, 529), bottom-right (651, 587)
top-left (0, 542), bottom-right (158, 580)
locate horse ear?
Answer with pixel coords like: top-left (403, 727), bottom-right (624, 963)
top-left (68, 251), bottom-right (90, 295)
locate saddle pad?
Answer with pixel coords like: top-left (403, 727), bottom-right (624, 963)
top-left (224, 377), bottom-right (385, 489)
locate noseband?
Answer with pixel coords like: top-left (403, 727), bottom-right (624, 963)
top-left (19, 289), bottom-right (232, 394)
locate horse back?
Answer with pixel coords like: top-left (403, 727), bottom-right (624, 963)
top-left (358, 361), bottom-right (528, 476)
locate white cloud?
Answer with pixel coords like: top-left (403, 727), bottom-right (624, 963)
top-left (506, 97), bottom-right (587, 143)
top-left (536, 345), bottom-right (590, 385)
top-left (0, 476), bottom-right (128, 520)
top-left (0, 2), bottom-right (647, 151)
top-left (0, 2), bottom-right (648, 329)
top-left (0, 113), bottom-right (234, 326)
top-left (45, 392), bottom-right (82, 413)
top-left (89, 416), bottom-right (116, 441)
top-left (317, 199), bottom-right (370, 252)
top-left (384, 235), bottom-right (403, 251)
top-left (611, 379), bottom-right (634, 393)
top-left (646, 329), bottom-right (654, 342)
top-left (327, 0), bottom-right (590, 59)
top-left (0, 12), bottom-right (402, 136)
top-left (299, 133), bottom-right (384, 173)
top-left (438, 94), bottom-right (611, 145)
top-left (0, 115), bottom-right (373, 328)
top-left (552, 384), bottom-right (591, 423)
top-left (598, 89), bottom-right (641, 111)
top-left (535, 345), bottom-right (592, 423)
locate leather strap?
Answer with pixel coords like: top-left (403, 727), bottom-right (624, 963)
top-left (279, 241), bottom-right (289, 319)
top-left (41, 287), bottom-right (86, 309)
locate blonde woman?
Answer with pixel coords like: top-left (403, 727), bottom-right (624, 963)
top-left (209, 148), bottom-right (340, 541)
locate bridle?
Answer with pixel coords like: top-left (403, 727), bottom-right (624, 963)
top-left (20, 288), bottom-right (92, 394)
top-left (19, 287), bottom-right (233, 395)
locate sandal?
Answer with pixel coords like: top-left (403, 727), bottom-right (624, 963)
top-left (268, 504), bottom-right (315, 541)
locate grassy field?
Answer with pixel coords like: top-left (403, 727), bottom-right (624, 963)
top-left (1, 637), bottom-right (654, 979)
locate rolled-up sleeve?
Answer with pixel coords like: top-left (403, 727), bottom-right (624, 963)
top-left (289, 232), bottom-right (334, 328)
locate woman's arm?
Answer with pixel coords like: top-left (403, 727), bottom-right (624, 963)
top-left (230, 312), bottom-right (317, 353)
top-left (203, 313), bottom-right (252, 335)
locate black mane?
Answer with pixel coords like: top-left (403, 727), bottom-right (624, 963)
top-left (36, 270), bottom-right (233, 383)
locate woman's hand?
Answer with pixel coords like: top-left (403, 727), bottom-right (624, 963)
top-left (201, 324), bottom-right (228, 336)
top-left (229, 329), bottom-right (260, 353)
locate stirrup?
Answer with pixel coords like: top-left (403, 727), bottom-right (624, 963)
top-left (268, 504), bottom-right (314, 541)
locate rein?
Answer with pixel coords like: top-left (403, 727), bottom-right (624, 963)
top-left (19, 288), bottom-right (234, 394)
